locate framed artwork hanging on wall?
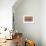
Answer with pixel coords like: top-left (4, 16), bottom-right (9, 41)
top-left (23, 15), bottom-right (34, 23)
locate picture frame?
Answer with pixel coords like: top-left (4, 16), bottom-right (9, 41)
top-left (23, 15), bottom-right (34, 23)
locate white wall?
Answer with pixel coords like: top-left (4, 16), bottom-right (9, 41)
top-left (0, 0), bottom-right (16, 30)
top-left (13, 0), bottom-right (41, 46)
top-left (41, 0), bottom-right (46, 46)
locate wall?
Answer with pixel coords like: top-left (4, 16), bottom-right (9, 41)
top-left (13, 0), bottom-right (41, 46)
top-left (41, 0), bottom-right (46, 46)
top-left (0, 0), bottom-right (16, 30)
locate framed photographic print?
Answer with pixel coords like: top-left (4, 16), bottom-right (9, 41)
top-left (23, 15), bottom-right (34, 23)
